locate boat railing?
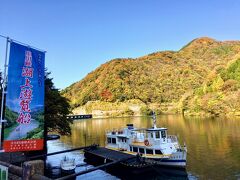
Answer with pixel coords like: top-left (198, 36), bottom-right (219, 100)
top-left (61, 157), bottom-right (76, 167)
top-left (167, 135), bottom-right (178, 143)
top-left (106, 129), bottom-right (124, 135)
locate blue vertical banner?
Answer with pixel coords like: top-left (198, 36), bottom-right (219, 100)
top-left (3, 42), bottom-right (45, 152)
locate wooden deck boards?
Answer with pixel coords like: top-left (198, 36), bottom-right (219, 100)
top-left (85, 147), bottom-right (134, 161)
top-left (84, 146), bottom-right (150, 168)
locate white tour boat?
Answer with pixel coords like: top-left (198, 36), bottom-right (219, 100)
top-left (105, 113), bottom-right (187, 168)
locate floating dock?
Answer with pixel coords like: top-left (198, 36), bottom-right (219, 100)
top-left (84, 146), bottom-right (149, 168)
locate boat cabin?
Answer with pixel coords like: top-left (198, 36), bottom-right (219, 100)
top-left (146, 127), bottom-right (168, 143)
top-left (106, 124), bottom-right (173, 156)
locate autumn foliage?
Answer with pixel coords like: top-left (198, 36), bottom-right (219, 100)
top-left (62, 37), bottom-right (240, 116)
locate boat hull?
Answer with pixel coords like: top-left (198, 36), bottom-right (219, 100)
top-left (84, 148), bottom-right (188, 179)
top-left (145, 158), bottom-right (186, 168)
top-left (84, 146), bottom-right (186, 169)
top-left (61, 168), bottom-right (75, 175)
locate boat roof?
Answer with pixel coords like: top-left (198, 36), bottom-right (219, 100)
top-left (116, 134), bottom-right (129, 138)
top-left (132, 128), bottom-right (148, 131)
top-left (146, 127), bottom-right (167, 131)
top-left (132, 127), bottom-right (167, 131)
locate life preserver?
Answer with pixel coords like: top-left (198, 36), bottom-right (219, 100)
top-left (144, 139), bottom-right (150, 146)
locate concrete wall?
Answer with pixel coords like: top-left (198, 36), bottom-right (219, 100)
top-left (0, 160), bottom-right (51, 180)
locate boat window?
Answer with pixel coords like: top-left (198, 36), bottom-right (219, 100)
top-left (133, 147), bottom-right (138, 152)
top-left (146, 149), bottom-right (153, 154)
top-left (107, 138), bottom-right (111, 143)
top-left (139, 148), bottom-right (145, 154)
top-left (151, 133), bottom-right (153, 138)
top-left (155, 150), bottom-right (162, 155)
top-left (155, 131), bottom-right (160, 139)
top-left (130, 146), bottom-right (132, 152)
top-left (119, 138), bottom-right (126, 143)
top-left (112, 138), bottom-right (116, 144)
top-left (161, 131), bottom-right (166, 138)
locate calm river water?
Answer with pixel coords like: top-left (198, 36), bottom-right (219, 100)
top-left (47, 115), bottom-right (240, 179)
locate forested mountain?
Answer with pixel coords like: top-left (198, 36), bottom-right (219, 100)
top-left (62, 37), bottom-right (240, 117)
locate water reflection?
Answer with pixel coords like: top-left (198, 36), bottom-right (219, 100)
top-left (58, 115), bottom-right (240, 179)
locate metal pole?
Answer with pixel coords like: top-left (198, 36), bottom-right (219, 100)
top-left (0, 37), bottom-right (9, 149)
top-left (0, 34), bottom-right (46, 53)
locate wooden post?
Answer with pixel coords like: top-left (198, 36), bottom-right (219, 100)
top-left (23, 160), bottom-right (44, 180)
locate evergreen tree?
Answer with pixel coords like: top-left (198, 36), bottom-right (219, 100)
top-left (45, 72), bottom-right (72, 135)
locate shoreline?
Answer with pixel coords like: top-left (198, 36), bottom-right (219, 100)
top-left (71, 112), bottom-right (240, 120)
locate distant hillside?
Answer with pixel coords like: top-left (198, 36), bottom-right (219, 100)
top-left (62, 37), bottom-right (240, 117)
top-left (182, 58), bottom-right (240, 116)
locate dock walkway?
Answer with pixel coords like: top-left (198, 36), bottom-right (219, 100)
top-left (86, 147), bottom-right (133, 161)
top-left (84, 146), bottom-right (149, 167)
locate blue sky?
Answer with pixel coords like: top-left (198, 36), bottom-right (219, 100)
top-left (0, 0), bottom-right (240, 89)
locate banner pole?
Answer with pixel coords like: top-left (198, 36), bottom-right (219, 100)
top-left (0, 34), bottom-right (46, 53)
top-left (0, 37), bottom-right (9, 150)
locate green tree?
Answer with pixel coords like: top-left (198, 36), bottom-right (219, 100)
top-left (45, 72), bottom-right (72, 135)
top-left (0, 71), bottom-right (3, 106)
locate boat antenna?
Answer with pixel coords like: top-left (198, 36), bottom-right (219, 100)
top-left (152, 111), bottom-right (157, 129)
